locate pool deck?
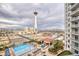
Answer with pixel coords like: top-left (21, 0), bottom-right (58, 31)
top-left (8, 44), bottom-right (55, 56)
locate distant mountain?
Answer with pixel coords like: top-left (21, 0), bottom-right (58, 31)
top-left (38, 28), bottom-right (64, 33)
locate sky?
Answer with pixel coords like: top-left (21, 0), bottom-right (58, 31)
top-left (0, 3), bottom-right (64, 30)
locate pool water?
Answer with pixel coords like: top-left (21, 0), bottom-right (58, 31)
top-left (41, 43), bottom-right (45, 48)
top-left (13, 44), bottom-right (34, 56)
top-left (5, 48), bottom-right (10, 56)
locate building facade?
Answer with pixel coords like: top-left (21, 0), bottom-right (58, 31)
top-left (65, 3), bottom-right (79, 54)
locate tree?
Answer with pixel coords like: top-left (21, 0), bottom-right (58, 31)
top-left (0, 44), bottom-right (5, 51)
top-left (54, 40), bottom-right (64, 50)
top-left (57, 50), bottom-right (72, 56)
top-left (48, 40), bottom-right (64, 54)
top-left (48, 47), bottom-right (58, 54)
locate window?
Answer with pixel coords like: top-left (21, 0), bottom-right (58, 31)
top-left (75, 28), bottom-right (78, 32)
top-left (68, 40), bottom-right (70, 43)
top-left (75, 35), bottom-right (78, 40)
top-left (68, 29), bottom-right (70, 32)
top-left (68, 13), bottom-right (70, 16)
top-left (68, 18), bottom-right (70, 22)
top-left (68, 23), bottom-right (70, 27)
top-left (74, 50), bottom-right (78, 54)
top-left (68, 45), bottom-right (70, 48)
top-left (68, 34), bottom-right (70, 37)
top-left (75, 22), bottom-right (78, 24)
top-left (68, 7), bottom-right (70, 11)
top-left (75, 42), bottom-right (78, 47)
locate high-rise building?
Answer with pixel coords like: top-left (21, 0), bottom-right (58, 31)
top-left (65, 3), bottom-right (79, 54)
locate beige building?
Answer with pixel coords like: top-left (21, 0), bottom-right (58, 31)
top-left (0, 27), bottom-right (37, 46)
top-left (0, 29), bottom-right (15, 45)
top-left (17, 27), bottom-right (35, 35)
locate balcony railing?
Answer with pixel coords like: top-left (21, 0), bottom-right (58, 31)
top-left (71, 42), bottom-right (79, 50)
top-left (71, 8), bottom-right (79, 16)
top-left (71, 24), bottom-right (79, 28)
top-left (71, 16), bottom-right (79, 21)
top-left (71, 3), bottom-right (79, 11)
top-left (72, 29), bottom-right (79, 34)
top-left (72, 37), bottom-right (79, 41)
top-left (72, 31), bottom-right (79, 35)
top-left (73, 46), bottom-right (79, 51)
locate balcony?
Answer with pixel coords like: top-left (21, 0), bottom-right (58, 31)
top-left (72, 46), bottom-right (79, 51)
top-left (73, 45), bottom-right (79, 51)
top-left (72, 31), bottom-right (79, 35)
top-left (71, 24), bottom-right (79, 28)
top-left (72, 36), bottom-right (79, 41)
top-left (71, 3), bottom-right (79, 11)
top-left (71, 41), bottom-right (79, 51)
top-left (71, 8), bottom-right (79, 16)
top-left (71, 16), bottom-right (79, 21)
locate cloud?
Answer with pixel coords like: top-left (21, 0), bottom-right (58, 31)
top-left (0, 3), bottom-right (64, 30)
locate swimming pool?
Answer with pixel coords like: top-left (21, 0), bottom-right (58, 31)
top-left (13, 44), bottom-right (34, 56)
top-left (5, 48), bottom-right (10, 56)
